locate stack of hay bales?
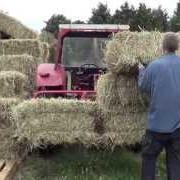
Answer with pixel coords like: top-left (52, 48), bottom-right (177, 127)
top-left (99, 31), bottom-right (180, 147)
top-left (0, 13), bottom-right (49, 158)
top-left (0, 65), bottom-right (28, 158)
top-left (0, 55), bottom-right (37, 93)
top-left (0, 12), bottom-right (50, 94)
top-left (0, 39), bottom-right (50, 95)
top-left (12, 98), bottom-right (99, 149)
top-left (96, 73), bottom-right (147, 147)
top-left (96, 31), bottom-right (165, 147)
top-left (0, 39), bottom-right (49, 63)
top-left (0, 12), bottom-right (38, 39)
top-left (0, 71), bottom-right (27, 98)
top-left (0, 98), bottom-right (20, 159)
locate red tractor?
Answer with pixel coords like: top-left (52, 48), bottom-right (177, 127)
top-left (34, 24), bottom-right (129, 99)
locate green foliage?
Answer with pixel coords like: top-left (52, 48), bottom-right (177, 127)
top-left (73, 20), bottom-right (85, 24)
top-left (14, 149), bottom-right (140, 180)
top-left (88, 3), bottom-right (112, 24)
top-left (130, 3), bottom-right (154, 31)
top-left (43, 2), bottom-right (170, 33)
top-left (14, 148), bottom-right (167, 180)
top-left (112, 2), bottom-right (135, 25)
top-left (170, 1), bottom-right (180, 32)
top-left (151, 7), bottom-right (169, 32)
top-left (43, 14), bottom-right (71, 35)
top-left (112, 3), bottom-right (168, 31)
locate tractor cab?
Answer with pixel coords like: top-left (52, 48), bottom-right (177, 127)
top-left (35, 24), bottom-right (129, 99)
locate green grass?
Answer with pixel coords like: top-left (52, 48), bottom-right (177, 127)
top-left (14, 146), bottom-right (166, 180)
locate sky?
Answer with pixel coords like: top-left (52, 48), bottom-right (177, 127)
top-left (0, 0), bottom-right (179, 32)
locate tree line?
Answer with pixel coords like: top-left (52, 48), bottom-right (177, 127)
top-left (43, 1), bottom-right (180, 34)
top-left (42, 1), bottom-right (180, 65)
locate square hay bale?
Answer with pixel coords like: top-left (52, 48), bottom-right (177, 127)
top-left (137, 31), bottom-right (163, 64)
top-left (12, 98), bottom-right (99, 148)
top-left (96, 73), bottom-right (148, 147)
top-left (0, 12), bottom-right (38, 39)
top-left (0, 98), bottom-right (20, 128)
top-left (39, 31), bottom-right (56, 45)
top-left (0, 71), bottom-right (27, 98)
top-left (0, 55), bottom-right (36, 74)
top-left (39, 31), bottom-right (55, 62)
top-left (96, 73), bottom-right (147, 114)
top-left (40, 42), bottom-right (50, 62)
top-left (104, 31), bottom-right (163, 74)
top-left (100, 112), bottom-right (146, 147)
top-left (0, 55), bottom-right (37, 94)
top-left (0, 98), bottom-right (20, 159)
top-left (0, 39), bottom-right (49, 61)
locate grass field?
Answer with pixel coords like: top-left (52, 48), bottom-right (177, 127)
top-left (14, 146), bottom-right (167, 180)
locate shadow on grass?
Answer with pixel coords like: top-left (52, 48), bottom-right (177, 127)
top-left (14, 145), bottom-right (166, 180)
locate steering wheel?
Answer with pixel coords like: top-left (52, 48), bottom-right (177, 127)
top-left (80, 63), bottom-right (99, 69)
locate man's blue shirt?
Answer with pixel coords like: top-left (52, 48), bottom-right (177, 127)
top-left (139, 54), bottom-right (180, 133)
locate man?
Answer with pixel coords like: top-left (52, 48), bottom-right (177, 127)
top-left (139, 32), bottom-right (180, 180)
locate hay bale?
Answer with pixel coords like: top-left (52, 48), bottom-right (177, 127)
top-left (176, 32), bottom-right (180, 55)
top-left (105, 31), bottom-right (180, 75)
top-left (105, 31), bottom-right (139, 74)
top-left (0, 55), bottom-right (37, 94)
top-left (0, 39), bottom-right (41, 57)
top-left (105, 31), bottom-right (163, 74)
top-left (39, 31), bottom-right (56, 44)
top-left (100, 112), bottom-right (146, 147)
top-left (0, 12), bottom-right (38, 39)
top-left (0, 39), bottom-right (48, 60)
top-left (0, 98), bottom-right (20, 159)
top-left (96, 73), bottom-right (147, 113)
top-left (39, 31), bottom-right (56, 62)
top-left (0, 98), bottom-right (20, 128)
top-left (96, 73), bottom-right (147, 147)
top-left (0, 71), bottom-right (27, 98)
top-left (0, 55), bottom-right (36, 74)
top-left (12, 98), bottom-right (98, 148)
top-left (41, 42), bottom-right (50, 62)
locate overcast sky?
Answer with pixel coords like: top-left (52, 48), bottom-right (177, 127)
top-left (0, 0), bottom-right (179, 32)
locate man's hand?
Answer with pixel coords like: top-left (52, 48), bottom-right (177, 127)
top-left (138, 62), bottom-right (145, 70)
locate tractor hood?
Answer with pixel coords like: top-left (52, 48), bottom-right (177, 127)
top-left (36, 64), bottom-right (66, 88)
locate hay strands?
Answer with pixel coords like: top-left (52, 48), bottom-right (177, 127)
top-left (0, 160), bottom-right (22, 180)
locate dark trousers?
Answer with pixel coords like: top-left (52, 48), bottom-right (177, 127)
top-left (141, 128), bottom-right (180, 180)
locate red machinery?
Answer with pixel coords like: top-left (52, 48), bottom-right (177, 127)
top-left (34, 24), bottom-right (129, 99)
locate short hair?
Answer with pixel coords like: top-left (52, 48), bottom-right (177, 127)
top-left (162, 32), bottom-right (179, 53)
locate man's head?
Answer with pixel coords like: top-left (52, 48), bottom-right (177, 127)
top-left (162, 32), bottom-right (179, 54)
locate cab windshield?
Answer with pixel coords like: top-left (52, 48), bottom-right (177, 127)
top-left (62, 37), bottom-right (107, 68)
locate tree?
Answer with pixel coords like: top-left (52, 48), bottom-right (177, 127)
top-left (72, 20), bottom-right (85, 24)
top-left (152, 6), bottom-right (169, 32)
top-left (130, 3), bottom-right (154, 31)
top-left (170, 1), bottom-right (180, 32)
top-left (43, 14), bottom-right (71, 35)
top-left (88, 3), bottom-right (112, 24)
top-left (112, 2), bottom-right (135, 25)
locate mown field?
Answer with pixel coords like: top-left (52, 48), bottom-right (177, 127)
top-left (13, 146), bottom-right (167, 180)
